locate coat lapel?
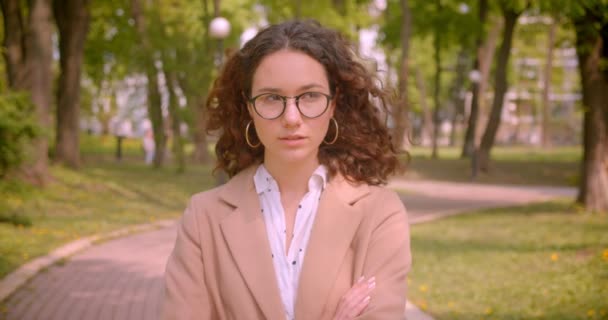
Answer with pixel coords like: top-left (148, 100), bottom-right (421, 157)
top-left (218, 166), bottom-right (285, 320)
top-left (295, 175), bottom-right (370, 319)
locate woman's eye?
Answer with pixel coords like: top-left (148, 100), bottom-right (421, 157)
top-left (301, 92), bottom-right (321, 100)
top-left (265, 94), bottom-right (282, 102)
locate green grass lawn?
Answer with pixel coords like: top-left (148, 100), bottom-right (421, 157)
top-left (401, 146), bottom-right (581, 186)
top-left (0, 135), bottom-right (216, 278)
top-left (408, 201), bottom-right (608, 320)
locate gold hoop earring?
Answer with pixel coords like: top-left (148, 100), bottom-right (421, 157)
top-left (245, 121), bottom-right (261, 148)
top-left (323, 118), bottom-right (339, 145)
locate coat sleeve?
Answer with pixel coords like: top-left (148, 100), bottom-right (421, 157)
top-left (358, 189), bottom-right (411, 319)
top-left (161, 197), bottom-right (215, 320)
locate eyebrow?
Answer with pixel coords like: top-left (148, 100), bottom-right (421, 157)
top-left (253, 83), bottom-right (327, 94)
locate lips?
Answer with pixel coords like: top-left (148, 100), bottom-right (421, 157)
top-left (280, 135), bottom-right (305, 140)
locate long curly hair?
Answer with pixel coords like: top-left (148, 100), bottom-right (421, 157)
top-left (206, 20), bottom-right (403, 185)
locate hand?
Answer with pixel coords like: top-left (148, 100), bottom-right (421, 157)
top-left (333, 276), bottom-right (376, 320)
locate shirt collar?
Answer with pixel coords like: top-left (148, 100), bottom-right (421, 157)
top-left (253, 164), bottom-right (328, 195)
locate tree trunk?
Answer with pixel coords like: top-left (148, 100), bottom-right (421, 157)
top-left (192, 94), bottom-right (209, 163)
top-left (176, 69), bottom-right (210, 164)
top-left (1, 0), bottom-right (53, 185)
top-left (25, 0), bottom-right (53, 184)
top-left (1, 0), bottom-right (27, 90)
top-left (332, 0), bottom-right (346, 15)
top-left (574, 11), bottom-right (608, 212)
top-left (477, 4), bottom-right (522, 171)
top-left (171, 0), bottom-right (212, 165)
top-left (164, 64), bottom-right (186, 173)
top-left (146, 63), bottom-right (165, 167)
top-left (415, 67), bottom-right (432, 146)
top-left (461, 0), bottom-right (487, 158)
top-left (431, 0), bottom-right (443, 159)
top-left (541, 20), bottom-right (556, 148)
top-left (392, 0), bottom-right (412, 152)
top-left (478, 19), bottom-right (501, 112)
top-left (294, 0), bottom-right (301, 18)
top-left (131, 0), bottom-right (166, 167)
top-left (448, 49), bottom-right (469, 147)
top-left (53, 0), bottom-right (91, 169)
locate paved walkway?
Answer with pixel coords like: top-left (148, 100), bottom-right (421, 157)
top-left (1, 180), bottom-right (575, 320)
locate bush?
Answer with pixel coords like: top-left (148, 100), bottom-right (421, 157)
top-left (0, 92), bottom-right (40, 177)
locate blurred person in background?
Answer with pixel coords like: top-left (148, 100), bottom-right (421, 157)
top-left (142, 127), bottom-right (155, 165)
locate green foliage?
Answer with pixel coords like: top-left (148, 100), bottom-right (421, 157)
top-left (259, 0), bottom-right (373, 38)
top-left (382, 0), bottom-right (478, 50)
top-left (85, 0), bottom-right (136, 82)
top-left (0, 92), bottom-right (40, 178)
top-left (380, 0), bottom-right (483, 119)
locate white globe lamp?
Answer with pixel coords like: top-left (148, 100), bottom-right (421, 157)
top-left (469, 69), bottom-right (481, 83)
top-left (458, 3), bottom-right (470, 14)
top-left (210, 17), bottom-right (231, 39)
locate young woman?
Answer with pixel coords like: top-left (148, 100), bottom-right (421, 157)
top-left (162, 20), bottom-right (411, 320)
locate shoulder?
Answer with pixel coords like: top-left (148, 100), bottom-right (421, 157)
top-left (181, 183), bottom-right (232, 226)
top-left (178, 187), bottom-right (215, 225)
top-left (330, 175), bottom-right (405, 212)
top-left (366, 185), bottom-right (405, 210)
top-left (355, 184), bottom-right (408, 227)
top-left (189, 185), bottom-right (223, 209)
top-left (345, 180), bottom-right (405, 211)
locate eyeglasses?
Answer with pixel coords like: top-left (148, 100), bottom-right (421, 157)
top-left (248, 92), bottom-right (333, 120)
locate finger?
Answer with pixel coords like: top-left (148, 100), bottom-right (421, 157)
top-left (334, 276), bottom-right (376, 319)
top-left (338, 293), bottom-right (372, 319)
top-left (348, 276), bottom-right (376, 301)
top-left (352, 277), bottom-right (376, 305)
top-left (340, 280), bottom-right (366, 302)
top-left (341, 278), bottom-right (376, 313)
top-left (350, 295), bottom-right (371, 316)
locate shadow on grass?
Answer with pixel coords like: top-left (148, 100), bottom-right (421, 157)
top-left (402, 156), bottom-right (579, 187)
top-left (76, 160), bottom-right (216, 212)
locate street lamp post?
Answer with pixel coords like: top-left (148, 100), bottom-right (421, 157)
top-left (209, 16), bottom-right (231, 66)
top-left (209, 16), bottom-right (231, 186)
top-left (468, 69), bottom-right (481, 180)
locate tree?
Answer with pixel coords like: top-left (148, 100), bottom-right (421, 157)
top-left (477, 0), bottom-right (529, 171)
top-left (53, 0), bottom-right (92, 168)
top-left (187, 0), bottom-right (213, 164)
top-left (165, 66), bottom-right (186, 173)
top-left (0, 0), bottom-right (53, 185)
top-left (461, 0), bottom-right (488, 158)
top-left (392, 0), bottom-right (412, 151)
top-left (431, 0), bottom-right (444, 159)
top-left (382, 0), bottom-right (477, 153)
top-left (447, 48), bottom-right (469, 147)
top-left (540, 18), bottom-right (557, 148)
top-left (131, 0), bottom-right (166, 167)
top-left (571, 2), bottom-right (608, 212)
top-left (83, 0), bottom-right (137, 141)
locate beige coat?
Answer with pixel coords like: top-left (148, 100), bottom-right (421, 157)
top-left (161, 165), bottom-right (411, 320)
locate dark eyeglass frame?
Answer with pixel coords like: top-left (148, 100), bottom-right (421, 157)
top-left (247, 92), bottom-right (333, 120)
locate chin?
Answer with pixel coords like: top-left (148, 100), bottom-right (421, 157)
top-left (268, 147), bottom-right (318, 165)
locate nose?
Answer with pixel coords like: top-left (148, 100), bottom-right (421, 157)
top-left (281, 97), bottom-right (302, 126)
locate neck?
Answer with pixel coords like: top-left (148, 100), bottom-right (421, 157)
top-left (263, 156), bottom-right (319, 196)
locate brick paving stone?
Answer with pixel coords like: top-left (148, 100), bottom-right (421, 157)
top-left (3, 226), bottom-right (175, 320)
